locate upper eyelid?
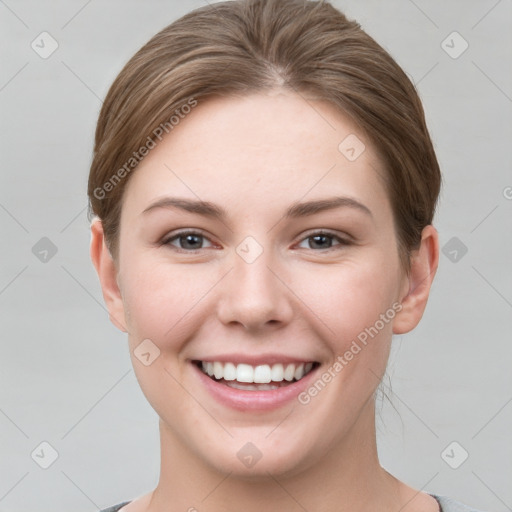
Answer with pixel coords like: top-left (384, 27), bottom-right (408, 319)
top-left (297, 229), bottom-right (351, 241)
top-left (295, 230), bottom-right (351, 249)
top-left (163, 228), bottom-right (208, 241)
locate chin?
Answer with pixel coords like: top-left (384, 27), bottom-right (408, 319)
top-left (197, 434), bottom-right (317, 480)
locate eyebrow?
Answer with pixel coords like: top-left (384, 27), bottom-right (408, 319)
top-left (142, 196), bottom-right (373, 220)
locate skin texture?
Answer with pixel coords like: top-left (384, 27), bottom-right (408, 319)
top-left (91, 90), bottom-right (440, 512)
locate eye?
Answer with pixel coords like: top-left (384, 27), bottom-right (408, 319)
top-left (162, 230), bottom-right (214, 252)
top-left (161, 229), bottom-right (351, 253)
top-left (296, 230), bottom-right (351, 251)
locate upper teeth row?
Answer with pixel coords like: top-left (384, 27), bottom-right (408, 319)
top-left (201, 361), bottom-right (314, 383)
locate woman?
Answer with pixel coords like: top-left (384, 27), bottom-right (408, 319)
top-left (88, 0), bottom-right (486, 510)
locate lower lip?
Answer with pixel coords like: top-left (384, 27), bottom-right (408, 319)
top-left (191, 362), bottom-right (319, 411)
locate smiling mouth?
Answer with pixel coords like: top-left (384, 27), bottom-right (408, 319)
top-left (193, 360), bottom-right (320, 390)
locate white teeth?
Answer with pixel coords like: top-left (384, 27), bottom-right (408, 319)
top-left (236, 364), bottom-right (253, 383)
top-left (254, 364), bottom-right (272, 383)
top-left (213, 362), bottom-right (223, 379)
top-left (199, 360), bottom-right (316, 384)
top-left (223, 362), bottom-right (237, 381)
top-left (293, 363), bottom-right (305, 380)
top-left (271, 363), bottom-right (284, 382)
top-left (225, 381), bottom-right (282, 391)
top-left (283, 363), bottom-right (295, 381)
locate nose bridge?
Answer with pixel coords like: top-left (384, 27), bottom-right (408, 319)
top-left (216, 235), bottom-right (293, 330)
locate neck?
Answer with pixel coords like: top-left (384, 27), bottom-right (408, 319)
top-left (147, 399), bottom-right (403, 512)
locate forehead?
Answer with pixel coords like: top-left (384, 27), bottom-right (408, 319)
top-left (121, 91), bottom-right (390, 220)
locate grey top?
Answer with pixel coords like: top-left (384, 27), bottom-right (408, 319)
top-left (98, 494), bottom-right (488, 511)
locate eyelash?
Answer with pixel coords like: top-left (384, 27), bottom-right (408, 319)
top-left (161, 229), bottom-right (352, 253)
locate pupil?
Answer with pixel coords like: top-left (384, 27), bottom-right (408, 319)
top-left (311, 235), bottom-right (330, 249)
top-left (182, 234), bottom-right (201, 249)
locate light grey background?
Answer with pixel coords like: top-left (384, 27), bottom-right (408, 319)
top-left (1, 1), bottom-right (511, 511)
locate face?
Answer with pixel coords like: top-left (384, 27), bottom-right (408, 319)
top-left (100, 90), bottom-right (415, 478)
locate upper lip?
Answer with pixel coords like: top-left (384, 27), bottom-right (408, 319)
top-left (191, 354), bottom-right (318, 366)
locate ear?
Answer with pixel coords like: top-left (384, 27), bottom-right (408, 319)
top-left (90, 219), bottom-right (128, 333)
top-left (393, 224), bottom-right (439, 335)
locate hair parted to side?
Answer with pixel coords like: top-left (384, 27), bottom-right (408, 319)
top-left (88, 0), bottom-right (441, 273)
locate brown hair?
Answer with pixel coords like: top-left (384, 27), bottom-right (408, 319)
top-left (88, 0), bottom-right (441, 272)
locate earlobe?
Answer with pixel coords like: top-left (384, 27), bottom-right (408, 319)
top-left (392, 225), bottom-right (439, 335)
top-left (90, 219), bottom-right (128, 333)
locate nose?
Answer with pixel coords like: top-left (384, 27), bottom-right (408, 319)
top-left (216, 241), bottom-right (294, 333)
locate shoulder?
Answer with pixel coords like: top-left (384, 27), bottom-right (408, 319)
top-left (431, 494), bottom-right (489, 512)
top-left (98, 501), bottom-right (132, 512)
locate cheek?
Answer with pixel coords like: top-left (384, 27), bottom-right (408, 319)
top-left (292, 258), bottom-right (400, 417)
top-left (296, 255), bottom-right (401, 349)
top-left (120, 254), bottom-right (214, 345)
top-left (120, 257), bottom-right (211, 408)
